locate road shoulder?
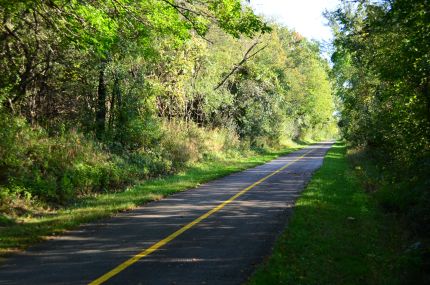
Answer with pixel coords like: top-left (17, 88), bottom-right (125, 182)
top-left (248, 142), bottom-right (405, 285)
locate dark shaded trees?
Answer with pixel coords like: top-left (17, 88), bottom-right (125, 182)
top-left (328, 0), bottom-right (430, 250)
top-left (329, 0), bottom-right (430, 164)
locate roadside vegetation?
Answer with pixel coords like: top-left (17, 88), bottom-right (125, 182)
top-left (0, 1), bottom-right (336, 254)
top-left (0, 142), bottom-right (303, 257)
top-left (249, 143), bottom-right (427, 285)
top-left (250, 1), bottom-right (429, 283)
top-left (328, 0), bottom-right (429, 279)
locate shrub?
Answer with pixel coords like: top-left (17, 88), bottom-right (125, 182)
top-left (0, 112), bottom-right (121, 204)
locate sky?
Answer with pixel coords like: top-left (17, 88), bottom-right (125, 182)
top-left (249, 0), bottom-right (341, 43)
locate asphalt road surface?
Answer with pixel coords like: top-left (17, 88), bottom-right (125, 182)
top-left (0, 142), bottom-right (333, 285)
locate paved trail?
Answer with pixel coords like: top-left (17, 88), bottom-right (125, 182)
top-left (0, 142), bottom-right (333, 285)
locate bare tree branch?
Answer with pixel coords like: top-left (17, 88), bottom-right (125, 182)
top-left (214, 40), bottom-right (268, 91)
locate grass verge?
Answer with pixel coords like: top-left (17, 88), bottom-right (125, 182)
top-left (248, 142), bottom-right (407, 285)
top-left (0, 145), bottom-right (302, 259)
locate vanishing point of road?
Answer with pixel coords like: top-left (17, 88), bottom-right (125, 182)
top-left (0, 142), bottom-right (333, 285)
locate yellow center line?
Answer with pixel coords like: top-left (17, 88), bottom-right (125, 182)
top-left (89, 147), bottom-right (315, 285)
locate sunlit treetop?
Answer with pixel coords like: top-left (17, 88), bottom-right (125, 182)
top-left (0, 0), bottom-right (270, 58)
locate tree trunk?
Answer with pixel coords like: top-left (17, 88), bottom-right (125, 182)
top-left (109, 74), bottom-right (119, 131)
top-left (96, 61), bottom-right (107, 139)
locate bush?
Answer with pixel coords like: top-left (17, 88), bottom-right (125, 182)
top-left (159, 120), bottom-right (243, 169)
top-left (1, 109), bottom-right (291, 214)
top-left (0, 112), bottom-right (122, 204)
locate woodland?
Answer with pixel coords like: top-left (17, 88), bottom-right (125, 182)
top-left (328, 1), bottom-right (429, 280)
top-left (0, 0), bottom-right (336, 207)
top-left (0, 0), bottom-right (429, 276)
top-left (329, 0), bottom-right (429, 239)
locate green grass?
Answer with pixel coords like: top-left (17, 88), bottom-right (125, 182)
top-left (248, 142), bottom-right (406, 285)
top-left (0, 146), bottom-right (302, 259)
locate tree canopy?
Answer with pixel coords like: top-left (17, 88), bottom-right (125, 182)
top-left (328, 0), bottom-right (429, 237)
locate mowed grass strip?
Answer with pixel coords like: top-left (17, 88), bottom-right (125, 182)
top-left (0, 146), bottom-right (302, 258)
top-left (249, 142), bottom-right (403, 285)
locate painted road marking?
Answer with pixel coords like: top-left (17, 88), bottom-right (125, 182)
top-left (89, 147), bottom-right (315, 285)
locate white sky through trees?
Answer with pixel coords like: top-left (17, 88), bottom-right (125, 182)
top-left (249, 0), bottom-right (340, 42)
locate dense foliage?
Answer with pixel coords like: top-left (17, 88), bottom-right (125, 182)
top-left (0, 1), bottom-right (337, 210)
top-left (329, 0), bottom-right (429, 256)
